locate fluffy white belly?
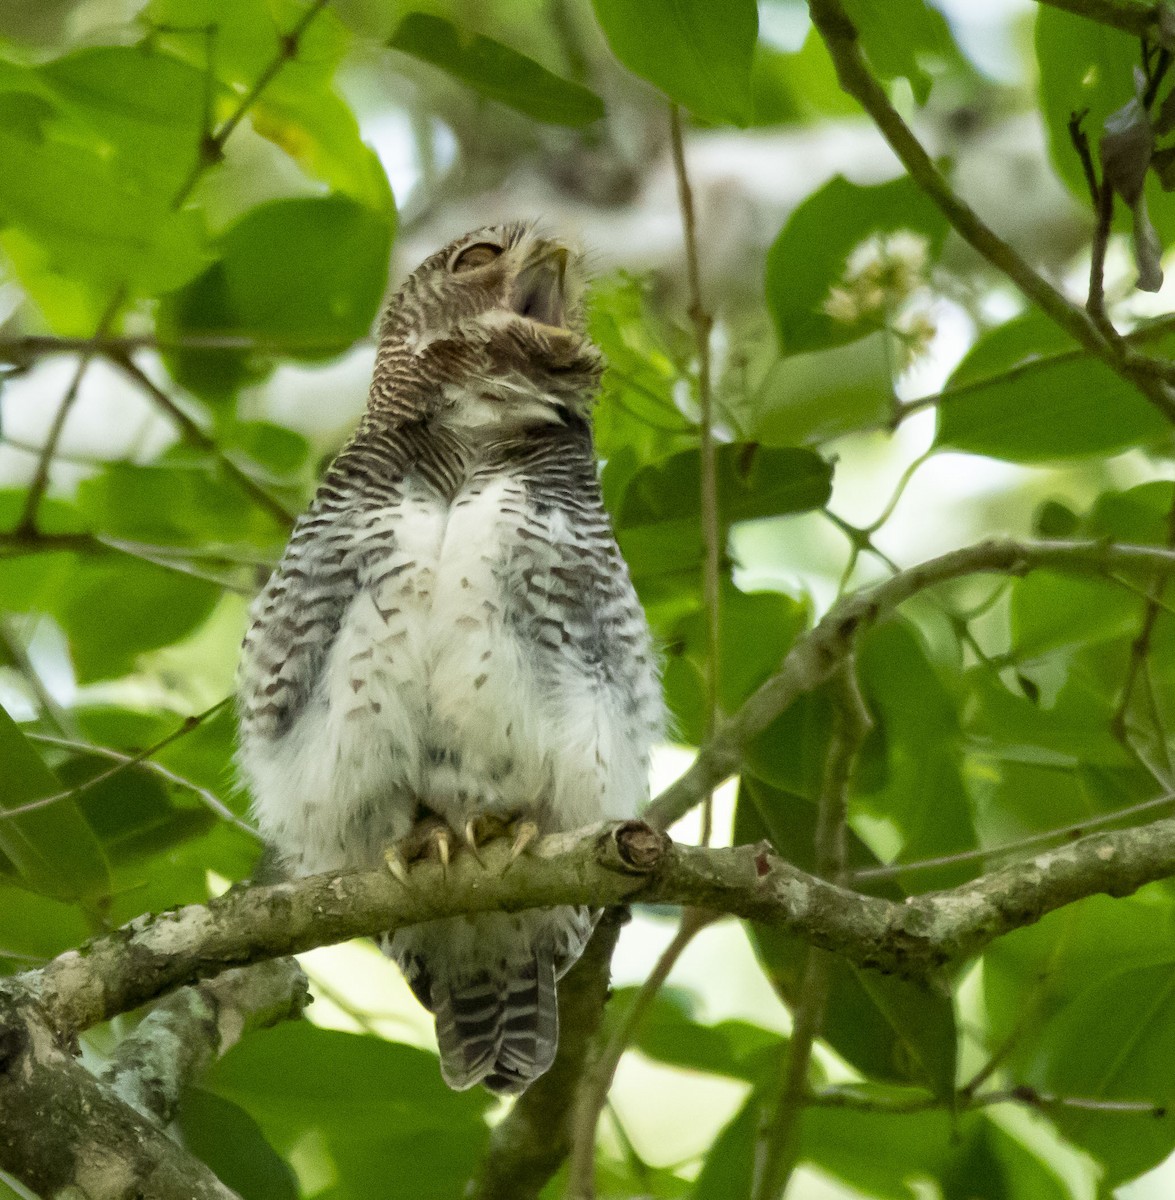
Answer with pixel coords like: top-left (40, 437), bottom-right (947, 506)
top-left (247, 477), bottom-right (640, 877)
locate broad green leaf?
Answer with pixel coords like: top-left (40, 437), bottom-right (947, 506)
top-left (158, 195), bottom-right (393, 398)
top-left (617, 445), bottom-right (833, 578)
top-left (0, 704), bottom-right (112, 901)
top-left (801, 1103), bottom-right (955, 1198)
top-left (145, 0), bottom-right (350, 93)
top-left (737, 780), bottom-right (959, 1098)
top-left (55, 752), bottom-right (214, 865)
top-left (983, 889), bottom-right (1175, 1082)
top-left (591, 0), bottom-right (757, 125)
top-left (607, 985), bottom-right (783, 1082)
top-left (57, 558), bottom-right (221, 683)
top-left (856, 619), bottom-right (977, 883)
top-left (0, 881), bottom-right (91, 964)
top-left (203, 1024), bottom-right (492, 1148)
top-left (588, 272), bottom-right (696, 511)
top-left (963, 668), bottom-right (1135, 769)
top-left (38, 45), bottom-right (207, 199)
top-left (179, 1089), bottom-right (298, 1200)
top-left (842, 0), bottom-right (963, 103)
top-left (1010, 571), bottom-right (1140, 661)
top-left (223, 422), bottom-right (312, 480)
top-left (751, 331), bottom-right (895, 446)
top-left (251, 88), bottom-right (393, 215)
top-left (936, 314), bottom-right (1169, 459)
top-left (1034, 961), bottom-right (1175, 1185)
top-left (662, 583), bottom-right (807, 744)
top-left (0, 122), bottom-right (208, 297)
top-left (691, 1085), bottom-right (760, 1199)
top-left (390, 14), bottom-right (604, 128)
top-left (765, 174), bottom-right (948, 356)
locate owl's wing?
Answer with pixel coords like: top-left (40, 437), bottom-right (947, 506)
top-left (238, 498), bottom-right (360, 746)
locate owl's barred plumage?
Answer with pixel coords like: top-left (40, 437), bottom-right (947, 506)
top-left (237, 222), bottom-right (662, 1093)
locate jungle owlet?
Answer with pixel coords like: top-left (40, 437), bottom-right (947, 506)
top-left (237, 222), bottom-right (662, 1094)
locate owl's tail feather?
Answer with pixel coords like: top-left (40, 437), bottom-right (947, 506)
top-left (431, 951), bottom-right (559, 1095)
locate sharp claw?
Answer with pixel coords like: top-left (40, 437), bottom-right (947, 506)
top-left (436, 829), bottom-right (451, 876)
top-left (384, 847), bottom-right (411, 887)
top-left (503, 820), bottom-right (539, 873)
top-left (462, 819), bottom-right (487, 868)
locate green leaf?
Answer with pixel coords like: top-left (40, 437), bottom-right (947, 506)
top-left (0, 122), bottom-right (208, 298)
top-left (179, 1089), bottom-right (298, 1200)
top-left (936, 313), bottom-right (1169, 460)
top-left (37, 45), bottom-right (207, 199)
top-left (390, 14), bottom-right (604, 128)
top-left (737, 779), bottom-right (959, 1095)
top-left (856, 619), bottom-right (977, 882)
top-left (159, 195), bottom-right (393, 398)
top-left (590, 0), bottom-right (757, 125)
top-left (0, 703), bottom-right (112, 901)
top-left (1035, 961), bottom-right (1175, 1185)
top-left (617, 444), bottom-right (833, 578)
top-left (841, 0), bottom-right (962, 104)
top-left (589, 272), bottom-right (696, 510)
top-left (662, 583), bottom-right (807, 744)
top-left (1035, 6), bottom-right (1175, 246)
top-left (251, 88), bottom-right (393, 215)
top-left (765, 174), bottom-right (948, 356)
top-left (751, 331), bottom-right (895, 447)
top-left (0, 881), bottom-right (91, 964)
top-left (963, 668), bottom-right (1134, 769)
top-left (801, 1102), bottom-right (955, 1198)
top-left (983, 890), bottom-right (1175, 1082)
top-left (203, 1023), bottom-right (491, 1147)
top-left (607, 986), bottom-right (783, 1082)
top-left (690, 1085), bottom-right (760, 1199)
top-left (56, 558), bottom-right (221, 683)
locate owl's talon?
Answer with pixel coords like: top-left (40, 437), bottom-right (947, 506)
top-left (384, 846), bottom-right (412, 887)
top-left (462, 819), bottom-right (488, 868)
top-left (503, 820), bottom-right (540, 872)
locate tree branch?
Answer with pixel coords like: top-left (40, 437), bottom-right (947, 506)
top-left (11, 810), bottom-right (1175, 1050)
top-left (0, 980), bottom-right (240, 1200)
top-left (647, 536), bottom-right (1175, 830)
top-left (808, 0), bottom-right (1175, 424)
top-left (102, 960), bottom-right (308, 1126)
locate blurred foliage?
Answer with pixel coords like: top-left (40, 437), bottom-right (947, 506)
top-left (2, 0), bottom-right (1175, 1197)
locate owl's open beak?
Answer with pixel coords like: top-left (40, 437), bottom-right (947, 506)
top-left (511, 246), bottom-right (570, 329)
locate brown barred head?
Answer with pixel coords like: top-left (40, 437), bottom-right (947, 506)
top-left (368, 221), bottom-right (603, 428)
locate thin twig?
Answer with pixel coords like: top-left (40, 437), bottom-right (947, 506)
top-left (1112, 489), bottom-right (1175, 745)
top-left (855, 788), bottom-right (1175, 882)
top-left (1069, 109), bottom-right (1121, 342)
top-left (752, 662), bottom-right (871, 1200)
top-left (15, 700), bottom-right (255, 838)
top-left (808, 0), bottom-right (1175, 423)
top-left (171, 0), bottom-right (333, 207)
top-left (13, 290), bottom-right (126, 536)
top-left (565, 907), bottom-right (717, 1199)
top-left (110, 355), bottom-right (295, 528)
top-left (669, 104), bottom-right (721, 848)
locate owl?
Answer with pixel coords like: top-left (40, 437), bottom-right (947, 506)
top-left (237, 222), bottom-right (663, 1094)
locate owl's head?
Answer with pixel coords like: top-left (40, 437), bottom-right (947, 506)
top-left (370, 221), bottom-right (604, 429)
